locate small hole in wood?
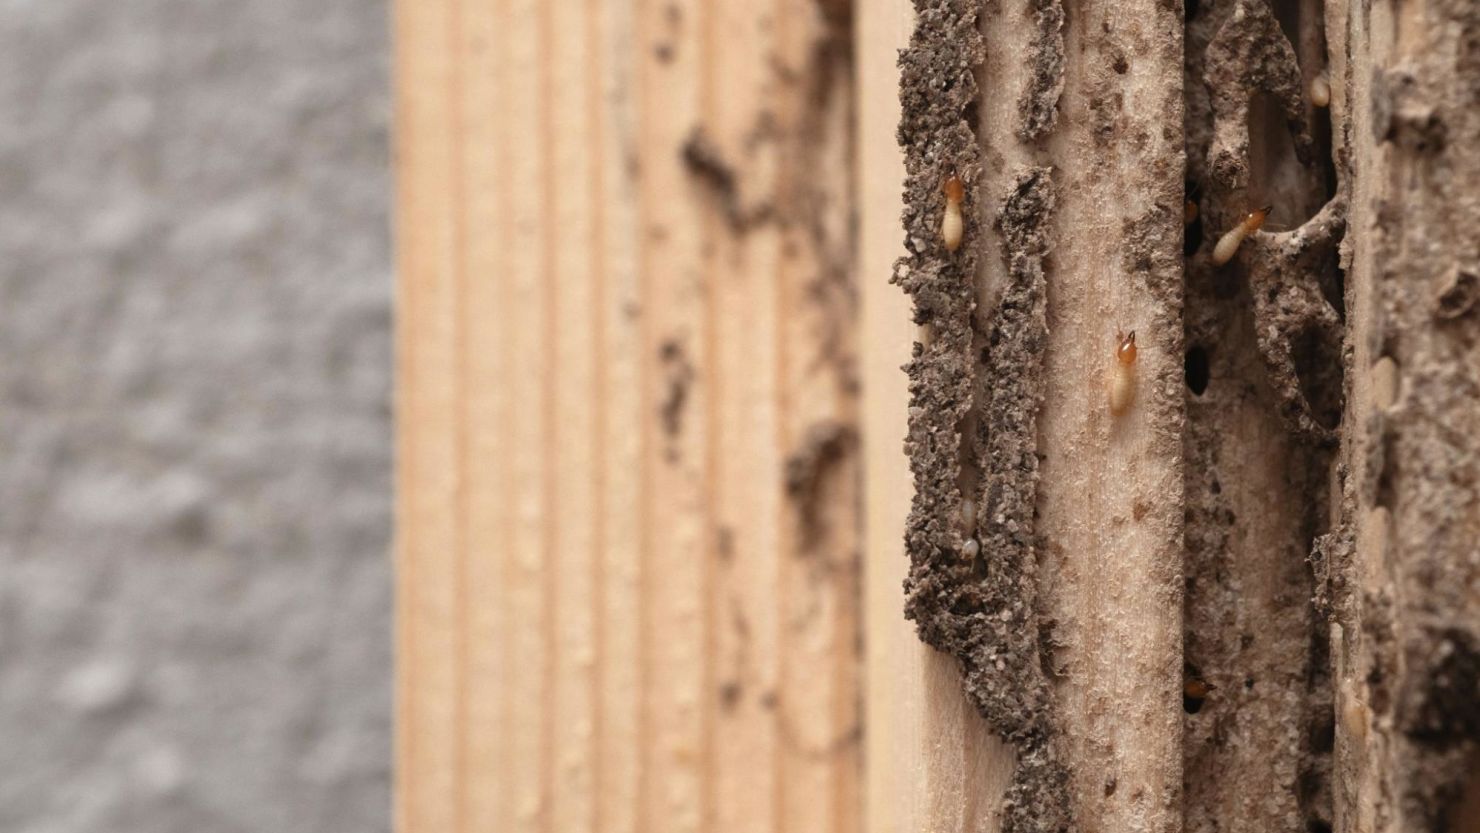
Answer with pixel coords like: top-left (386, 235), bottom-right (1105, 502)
top-left (1185, 345), bottom-right (1210, 395)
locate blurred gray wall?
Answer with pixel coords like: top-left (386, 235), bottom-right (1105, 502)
top-left (0, 1), bottom-right (392, 831)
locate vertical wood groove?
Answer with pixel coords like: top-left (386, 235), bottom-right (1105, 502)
top-left (537, 0), bottom-right (559, 828)
top-left (696, 2), bottom-right (719, 828)
top-left (398, 1), bottom-right (864, 830)
top-left (632, 0), bottom-right (654, 825)
top-left (491, 0), bottom-right (515, 823)
top-left (447, 0), bottom-right (469, 822)
top-left (769, 4), bottom-right (792, 830)
top-left (584, 1), bottom-right (610, 830)
top-left (771, 1), bottom-right (788, 824)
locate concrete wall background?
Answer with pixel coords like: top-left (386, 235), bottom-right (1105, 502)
top-left (0, 1), bottom-right (392, 831)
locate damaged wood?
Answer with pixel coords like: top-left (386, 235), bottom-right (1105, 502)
top-left (396, 0), bottom-right (1480, 830)
top-left (892, 0), bottom-right (1183, 829)
top-left (1183, 0), bottom-right (1344, 828)
top-left (1327, 0), bottom-right (1480, 828)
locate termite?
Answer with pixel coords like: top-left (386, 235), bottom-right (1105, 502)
top-left (1309, 70), bottom-right (1331, 108)
top-left (1211, 205), bottom-right (1271, 265)
top-left (962, 537), bottom-right (980, 560)
top-left (942, 174), bottom-right (964, 252)
top-left (1109, 329), bottom-right (1137, 415)
top-left (953, 503), bottom-right (976, 535)
top-left (1183, 675), bottom-right (1216, 714)
top-left (1184, 198), bottom-right (1199, 226)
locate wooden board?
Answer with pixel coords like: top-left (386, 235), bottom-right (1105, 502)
top-left (395, 1), bottom-right (863, 830)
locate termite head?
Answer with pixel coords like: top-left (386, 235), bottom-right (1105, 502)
top-left (943, 175), bottom-right (964, 203)
top-left (962, 537), bottom-right (980, 560)
top-left (1116, 330), bottom-right (1138, 365)
top-left (1183, 676), bottom-right (1216, 713)
top-left (1245, 205), bottom-right (1273, 233)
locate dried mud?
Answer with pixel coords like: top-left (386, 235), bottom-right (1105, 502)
top-left (894, 0), bottom-right (1072, 829)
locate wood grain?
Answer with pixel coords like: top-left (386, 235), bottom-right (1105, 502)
top-left (395, 1), bottom-right (862, 830)
top-left (1029, 0), bottom-right (1186, 823)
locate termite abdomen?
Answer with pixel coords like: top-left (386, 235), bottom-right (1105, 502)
top-left (1310, 71), bottom-right (1331, 107)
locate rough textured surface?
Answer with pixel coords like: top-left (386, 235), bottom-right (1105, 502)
top-left (895, 3), bottom-right (1073, 830)
top-left (1329, 0), bottom-right (1480, 827)
top-left (1204, 0), bottom-right (1316, 190)
top-left (897, 0), bottom-right (1478, 826)
top-left (897, 0), bottom-right (1186, 826)
top-left (1182, 0), bottom-right (1341, 828)
top-left (0, 2), bottom-right (391, 831)
top-left (1016, 0), bottom-right (1065, 141)
top-left (903, 167), bottom-right (1073, 833)
top-left (1183, 0), bottom-right (1480, 828)
top-left (1244, 197), bottom-right (1347, 444)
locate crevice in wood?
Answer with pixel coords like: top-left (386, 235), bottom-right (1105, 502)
top-left (1184, 0), bottom-right (1343, 828)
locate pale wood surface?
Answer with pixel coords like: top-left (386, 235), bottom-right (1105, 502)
top-left (399, 1), bottom-right (1178, 831)
top-left (1032, 0), bottom-right (1186, 822)
top-left (857, 3), bottom-right (1019, 833)
top-left (396, 1), bottom-right (862, 831)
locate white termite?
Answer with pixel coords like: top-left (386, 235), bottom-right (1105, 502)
top-left (1109, 329), bottom-right (1138, 415)
top-left (942, 175), bottom-right (964, 252)
top-left (1211, 205), bottom-right (1271, 266)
